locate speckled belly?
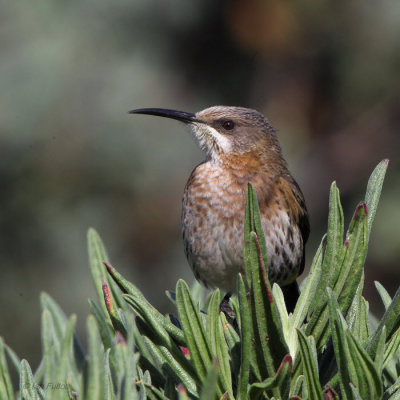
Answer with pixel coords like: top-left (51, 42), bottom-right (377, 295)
top-left (181, 163), bottom-right (303, 292)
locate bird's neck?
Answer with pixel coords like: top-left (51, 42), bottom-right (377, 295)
top-left (214, 151), bottom-right (288, 177)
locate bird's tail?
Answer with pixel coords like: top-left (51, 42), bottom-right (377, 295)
top-left (281, 280), bottom-right (300, 313)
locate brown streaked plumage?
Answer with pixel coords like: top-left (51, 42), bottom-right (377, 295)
top-left (129, 106), bottom-right (310, 312)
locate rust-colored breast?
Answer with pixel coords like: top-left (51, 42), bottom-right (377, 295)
top-left (181, 160), bottom-right (309, 291)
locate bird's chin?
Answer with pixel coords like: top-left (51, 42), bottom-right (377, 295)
top-left (190, 127), bottom-right (215, 157)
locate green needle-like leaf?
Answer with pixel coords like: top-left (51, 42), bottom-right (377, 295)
top-left (107, 262), bottom-right (186, 346)
top-left (306, 183), bottom-right (344, 348)
top-left (367, 287), bottom-right (400, 359)
top-left (293, 234), bottom-right (326, 329)
top-left (41, 293), bottom-right (85, 373)
top-left (346, 277), bottom-right (369, 344)
top-left (375, 281), bottom-right (392, 310)
top-left (309, 183), bottom-right (343, 312)
top-left (86, 315), bottom-right (105, 400)
top-left (328, 289), bottom-right (383, 400)
top-left (176, 280), bottom-right (214, 384)
top-left (237, 274), bottom-right (251, 400)
top-left (328, 289), bottom-right (356, 400)
top-left (289, 374), bottom-right (305, 398)
top-left (137, 319), bottom-right (198, 396)
top-left (384, 326), bottom-right (400, 369)
top-left (248, 354), bottom-right (293, 399)
top-left (220, 313), bottom-right (241, 376)
top-left (244, 183), bottom-right (268, 281)
top-left (374, 326), bottom-right (386, 376)
top-left (244, 184), bottom-right (289, 399)
top-left (297, 329), bottom-right (323, 400)
top-left (103, 349), bottom-right (115, 400)
top-left (88, 299), bottom-right (114, 350)
top-left (333, 202), bottom-right (368, 323)
top-left (206, 291), bottom-right (233, 398)
top-left (364, 159), bottom-right (389, 239)
top-left (349, 384), bottom-right (364, 400)
top-left (53, 315), bottom-right (77, 400)
top-left (249, 230), bottom-right (288, 380)
top-left (20, 360), bottom-right (39, 400)
top-left (346, 331), bottom-right (383, 399)
top-left (199, 361), bottom-right (219, 400)
top-left (41, 309), bottom-right (56, 388)
top-left (384, 376), bottom-right (400, 400)
top-left (206, 290), bottom-right (221, 358)
top-left (0, 338), bottom-right (14, 400)
top-left (88, 228), bottom-right (112, 323)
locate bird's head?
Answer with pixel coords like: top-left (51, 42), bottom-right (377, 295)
top-left (129, 105), bottom-right (284, 164)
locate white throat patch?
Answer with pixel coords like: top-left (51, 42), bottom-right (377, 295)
top-left (190, 123), bottom-right (232, 159)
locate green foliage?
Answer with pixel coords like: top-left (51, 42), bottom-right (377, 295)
top-left (1, 159), bottom-right (399, 399)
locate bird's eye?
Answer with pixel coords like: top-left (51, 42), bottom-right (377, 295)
top-left (222, 120), bottom-right (235, 131)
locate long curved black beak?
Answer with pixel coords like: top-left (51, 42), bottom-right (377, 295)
top-left (129, 108), bottom-right (199, 123)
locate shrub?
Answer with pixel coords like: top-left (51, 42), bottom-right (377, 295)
top-left (1, 159), bottom-right (399, 400)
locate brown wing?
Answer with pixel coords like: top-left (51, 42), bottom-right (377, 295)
top-left (275, 175), bottom-right (310, 276)
top-left (287, 177), bottom-right (310, 243)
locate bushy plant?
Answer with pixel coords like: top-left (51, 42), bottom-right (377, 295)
top-left (1, 160), bottom-right (399, 400)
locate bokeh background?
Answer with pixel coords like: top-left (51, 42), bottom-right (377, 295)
top-left (1, 0), bottom-right (399, 367)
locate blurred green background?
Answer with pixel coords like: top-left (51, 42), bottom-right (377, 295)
top-left (1, 0), bottom-right (399, 367)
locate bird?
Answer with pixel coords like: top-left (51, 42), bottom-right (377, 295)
top-left (129, 106), bottom-right (309, 312)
